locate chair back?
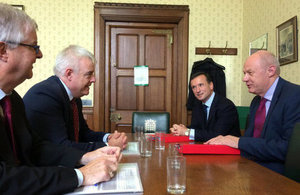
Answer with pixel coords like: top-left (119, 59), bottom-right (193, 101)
top-left (132, 112), bottom-right (170, 133)
top-left (236, 106), bottom-right (250, 135)
top-left (284, 122), bottom-right (300, 182)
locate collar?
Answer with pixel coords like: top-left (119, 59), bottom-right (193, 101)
top-left (203, 92), bottom-right (215, 108)
top-left (264, 77), bottom-right (279, 101)
top-left (58, 78), bottom-right (74, 101)
top-left (0, 89), bottom-right (12, 100)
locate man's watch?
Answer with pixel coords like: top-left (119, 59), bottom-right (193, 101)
top-left (184, 128), bottom-right (190, 136)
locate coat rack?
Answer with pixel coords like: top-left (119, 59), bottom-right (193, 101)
top-left (195, 41), bottom-right (238, 55)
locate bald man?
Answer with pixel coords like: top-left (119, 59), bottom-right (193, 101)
top-left (205, 50), bottom-right (300, 174)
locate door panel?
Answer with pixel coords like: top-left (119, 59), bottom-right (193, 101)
top-left (118, 35), bottom-right (138, 68)
top-left (109, 23), bottom-right (174, 133)
top-left (117, 77), bottom-right (136, 110)
top-left (144, 77), bottom-right (166, 111)
top-left (145, 35), bottom-right (166, 69)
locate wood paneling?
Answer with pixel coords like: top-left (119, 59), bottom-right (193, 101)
top-left (82, 107), bottom-right (94, 130)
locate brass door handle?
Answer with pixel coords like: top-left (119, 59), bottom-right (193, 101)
top-left (110, 113), bottom-right (122, 122)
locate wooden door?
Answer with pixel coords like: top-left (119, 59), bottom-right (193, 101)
top-left (108, 23), bottom-right (174, 133)
top-left (94, 3), bottom-right (189, 133)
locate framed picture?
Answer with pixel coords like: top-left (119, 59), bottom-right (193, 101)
top-left (276, 16), bottom-right (298, 65)
top-left (11, 5), bottom-right (24, 11)
top-left (249, 33), bottom-right (268, 55)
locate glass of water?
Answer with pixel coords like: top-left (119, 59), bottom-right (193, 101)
top-left (140, 134), bottom-right (152, 157)
top-left (167, 156), bottom-right (186, 194)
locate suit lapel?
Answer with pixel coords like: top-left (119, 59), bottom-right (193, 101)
top-left (261, 78), bottom-right (283, 137)
top-left (52, 76), bottom-right (76, 140)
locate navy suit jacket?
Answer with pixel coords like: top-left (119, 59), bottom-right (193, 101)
top-left (23, 76), bottom-right (107, 152)
top-left (0, 91), bottom-right (85, 194)
top-left (191, 94), bottom-right (240, 141)
top-left (239, 77), bottom-right (300, 174)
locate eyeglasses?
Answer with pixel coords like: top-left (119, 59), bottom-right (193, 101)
top-left (6, 41), bottom-right (40, 54)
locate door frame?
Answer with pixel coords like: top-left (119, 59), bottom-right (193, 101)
top-left (94, 2), bottom-right (189, 132)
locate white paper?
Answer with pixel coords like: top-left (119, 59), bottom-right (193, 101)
top-left (134, 66), bottom-right (148, 86)
top-left (122, 142), bottom-right (140, 155)
top-left (66, 163), bottom-right (143, 194)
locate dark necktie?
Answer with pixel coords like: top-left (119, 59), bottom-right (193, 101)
top-left (71, 99), bottom-right (79, 142)
top-left (253, 97), bottom-right (267, 138)
top-left (203, 104), bottom-right (208, 123)
top-left (1, 96), bottom-right (18, 160)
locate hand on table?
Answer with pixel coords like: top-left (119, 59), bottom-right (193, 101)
top-left (204, 135), bottom-right (239, 148)
top-left (79, 155), bottom-right (118, 186)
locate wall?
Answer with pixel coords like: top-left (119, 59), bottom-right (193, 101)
top-left (2, 0), bottom-right (248, 106)
top-left (242, 0), bottom-right (300, 105)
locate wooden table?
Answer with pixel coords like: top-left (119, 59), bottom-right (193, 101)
top-left (121, 134), bottom-right (300, 194)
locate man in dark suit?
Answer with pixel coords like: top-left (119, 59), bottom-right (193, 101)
top-left (205, 50), bottom-right (300, 174)
top-left (170, 72), bottom-right (240, 141)
top-left (0, 3), bottom-right (120, 194)
top-left (23, 45), bottom-right (127, 152)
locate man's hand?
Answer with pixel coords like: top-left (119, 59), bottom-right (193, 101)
top-left (108, 131), bottom-right (128, 150)
top-left (204, 135), bottom-right (240, 148)
top-left (170, 124), bottom-right (188, 136)
top-left (79, 156), bottom-right (118, 186)
top-left (79, 146), bottom-right (121, 165)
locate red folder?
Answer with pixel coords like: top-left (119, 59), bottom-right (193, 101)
top-left (180, 144), bottom-right (240, 155)
top-left (149, 134), bottom-right (190, 143)
top-left (164, 134), bottom-right (190, 143)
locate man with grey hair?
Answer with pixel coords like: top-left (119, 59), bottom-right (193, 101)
top-left (205, 50), bottom-right (300, 174)
top-left (24, 45), bottom-right (128, 152)
top-left (0, 3), bottom-right (121, 194)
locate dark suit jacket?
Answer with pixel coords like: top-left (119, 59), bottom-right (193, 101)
top-left (239, 78), bottom-right (300, 174)
top-left (191, 94), bottom-right (240, 141)
top-left (23, 76), bottom-right (107, 152)
top-left (0, 91), bottom-right (85, 194)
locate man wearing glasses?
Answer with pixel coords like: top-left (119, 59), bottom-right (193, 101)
top-left (0, 3), bottom-right (121, 194)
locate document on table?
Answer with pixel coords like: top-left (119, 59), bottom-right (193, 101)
top-left (122, 142), bottom-right (140, 155)
top-left (66, 163), bottom-right (143, 194)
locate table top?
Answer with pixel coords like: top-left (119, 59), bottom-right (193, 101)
top-left (121, 134), bottom-right (300, 194)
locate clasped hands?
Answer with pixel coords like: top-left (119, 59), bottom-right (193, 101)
top-left (170, 124), bottom-right (188, 136)
top-left (108, 130), bottom-right (128, 150)
top-left (79, 146), bottom-right (122, 186)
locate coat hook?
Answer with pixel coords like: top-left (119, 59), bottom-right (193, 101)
top-left (206, 41), bottom-right (211, 55)
top-left (222, 41), bottom-right (228, 54)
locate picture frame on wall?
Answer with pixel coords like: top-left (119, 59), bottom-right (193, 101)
top-left (276, 16), bottom-right (298, 66)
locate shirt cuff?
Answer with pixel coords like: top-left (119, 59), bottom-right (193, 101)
top-left (189, 129), bottom-right (195, 140)
top-left (103, 133), bottom-right (110, 143)
top-left (74, 169), bottom-right (83, 187)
